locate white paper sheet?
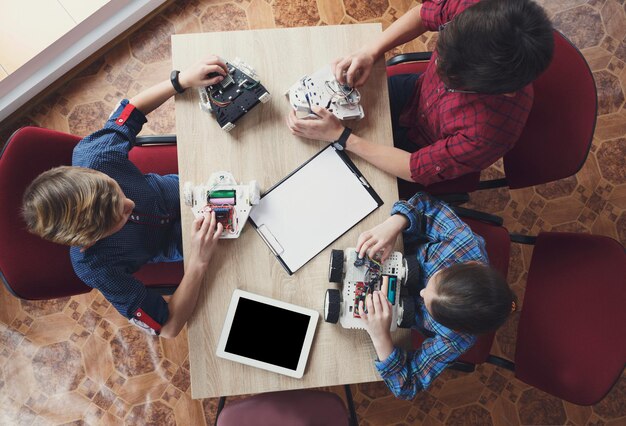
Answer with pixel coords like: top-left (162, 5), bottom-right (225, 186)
top-left (249, 146), bottom-right (380, 273)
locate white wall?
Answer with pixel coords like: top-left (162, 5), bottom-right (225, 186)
top-left (0, 0), bottom-right (167, 123)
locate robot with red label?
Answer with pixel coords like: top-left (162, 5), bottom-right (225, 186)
top-left (183, 172), bottom-right (260, 239)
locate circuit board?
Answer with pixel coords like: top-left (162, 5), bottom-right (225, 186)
top-left (206, 189), bottom-right (237, 232)
top-left (325, 248), bottom-right (411, 331)
top-left (343, 251), bottom-right (401, 324)
top-left (198, 60), bottom-right (270, 131)
top-left (183, 172), bottom-right (260, 239)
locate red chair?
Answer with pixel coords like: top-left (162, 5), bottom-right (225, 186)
top-left (512, 232), bottom-right (626, 405)
top-left (0, 126), bottom-right (184, 300)
top-left (411, 205), bottom-right (626, 406)
top-left (215, 388), bottom-right (356, 426)
top-left (386, 30), bottom-right (597, 197)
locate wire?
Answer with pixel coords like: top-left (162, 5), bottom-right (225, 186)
top-left (209, 92), bottom-right (231, 107)
top-left (324, 81), bottom-right (357, 106)
top-left (368, 256), bottom-right (382, 269)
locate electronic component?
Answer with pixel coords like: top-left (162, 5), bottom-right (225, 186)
top-left (385, 275), bottom-right (398, 305)
top-left (353, 282), bottom-right (368, 318)
top-left (287, 64), bottom-right (364, 120)
top-left (324, 248), bottom-right (414, 330)
top-left (206, 188), bottom-right (237, 232)
top-left (198, 58), bottom-right (271, 132)
top-left (183, 172), bottom-right (260, 239)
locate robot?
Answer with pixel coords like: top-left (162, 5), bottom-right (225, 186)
top-left (198, 58), bottom-right (271, 132)
top-left (183, 172), bottom-right (260, 239)
top-left (287, 65), bottom-right (365, 120)
top-left (324, 248), bottom-right (415, 331)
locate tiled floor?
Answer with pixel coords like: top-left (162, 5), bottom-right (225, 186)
top-left (1, 0), bottom-right (625, 425)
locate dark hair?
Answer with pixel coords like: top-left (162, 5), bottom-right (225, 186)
top-left (430, 263), bottom-right (515, 334)
top-left (436, 0), bottom-right (554, 94)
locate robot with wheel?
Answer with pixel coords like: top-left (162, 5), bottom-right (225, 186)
top-left (324, 249), bottom-right (416, 331)
top-left (198, 58), bottom-right (271, 132)
top-left (183, 171), bottom-right (260, 239)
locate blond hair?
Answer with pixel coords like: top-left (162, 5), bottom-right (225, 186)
top-left (22, 166), bottom-right (123, 246)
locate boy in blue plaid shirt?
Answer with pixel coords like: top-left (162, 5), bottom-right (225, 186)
top-left (356, 192), bottom-right (515, 399)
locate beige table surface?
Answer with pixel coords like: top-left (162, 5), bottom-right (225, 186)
top-left (172, 24), bottom-right (410, 399)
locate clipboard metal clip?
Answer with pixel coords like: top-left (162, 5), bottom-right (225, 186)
top-left (256, 224), bottom-right (285, 256)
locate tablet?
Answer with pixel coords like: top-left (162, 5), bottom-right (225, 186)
top-left (216, 289), bottom-right (319, 378)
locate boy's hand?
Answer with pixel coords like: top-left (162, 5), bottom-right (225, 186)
top-left (332, 47), bottom-right (376, 88)
top-left (286, 106), bottom-right (345, 142)
top-left (179, 55), bottom-right (229, 89)
top-left (188, 210), bottom-right (223, 269)
top-left (359, 291), bottom-right (394, 360)
top-left (357, 214), bottom-right (408, 263)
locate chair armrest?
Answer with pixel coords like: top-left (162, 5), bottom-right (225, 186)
top-left (135, 135), bottom-right (177, 145)
top-left (386, 52), bottom-right (433, 67)
top-left (509, 233), bottom-right (538, 245)
top-left (452, 205), bottom-right (504, 226)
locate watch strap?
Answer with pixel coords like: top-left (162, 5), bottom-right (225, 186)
top-left (170, 70), bottom-right (186, 94)
top-left (333, 127), bottom-right (352, 151)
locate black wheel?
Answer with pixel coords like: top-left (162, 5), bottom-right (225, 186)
top-left (324, 289), bottom-right (341, 323)
top-left (328, 250), bottom-right (344, 283)
top-left (397, 295), bottom-right (416, 328)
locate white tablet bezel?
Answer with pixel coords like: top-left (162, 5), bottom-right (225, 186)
top-left (216, 289), bottom-right (319, 379)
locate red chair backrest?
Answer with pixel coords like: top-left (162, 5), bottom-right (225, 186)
top-left (217, 390), bottom-right (349, 426)
top-left (386, 58), bottom-right (482, 195)
top-left (386, 61), bottom-right (429, 77)
top-left (503, 31), bottom-right (597, 189)
top-left (0, 126), bottom-right (182, 300)
top-left (514, 232), bottom-right (626, 405)
top-left (411, 216), bottom-right (511, 365)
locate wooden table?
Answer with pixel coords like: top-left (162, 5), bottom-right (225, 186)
top-left (172, 24), bottom-right (410, 399)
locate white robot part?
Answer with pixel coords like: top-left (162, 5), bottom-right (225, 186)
top-left (231, 57), bottom-right (259, 81)
top-left (325, 248), bottom-right (413, 331)
top-left (183, 172), bottom-right (259, 239)
top-left (287, 64), bottom-right (365, 121)
top-left (248, 180), bottom-right (261, 205)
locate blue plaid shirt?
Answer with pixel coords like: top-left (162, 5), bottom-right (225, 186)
top-left (70, 99), bottom-right (182, 334)
top-left (374, 192), bottom-right (488, 399)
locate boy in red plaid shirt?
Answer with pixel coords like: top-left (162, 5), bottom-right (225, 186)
top-left (287, 0), bottom-right (554, 186)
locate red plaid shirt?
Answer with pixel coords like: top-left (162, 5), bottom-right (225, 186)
top-left (398, 0), bottom-right (534, 185)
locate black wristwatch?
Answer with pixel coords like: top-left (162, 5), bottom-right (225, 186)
top-left (170, 70), bottom-right (186, 94)
top-left (332, 127), bottom-right (352, 151)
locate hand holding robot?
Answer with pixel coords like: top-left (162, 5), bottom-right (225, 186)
top-left (287, 64), bottom-right (365, 120)
top-left (324, 248), bottom-right (415, 331)
top-left (183, 172), bottom-right (260, 239)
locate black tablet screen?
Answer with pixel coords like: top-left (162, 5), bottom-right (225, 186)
top-left (225, 297), bottom-right (311, 370)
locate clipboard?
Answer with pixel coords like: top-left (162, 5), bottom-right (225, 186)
top-left (249, 144), bottom-right (383, 275)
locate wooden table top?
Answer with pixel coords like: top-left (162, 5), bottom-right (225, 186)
top-left (172, 24), bottom-right (409, 399)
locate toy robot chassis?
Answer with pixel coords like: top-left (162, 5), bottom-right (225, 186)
top-left (198, 58), bottom-right (271, 132)
top-left (324, 248), bottom-right (415, 331)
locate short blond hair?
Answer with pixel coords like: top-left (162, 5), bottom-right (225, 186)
top-left (22, 166), bottom-right (123, 246)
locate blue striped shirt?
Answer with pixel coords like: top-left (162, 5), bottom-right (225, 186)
top-left (374, 192), bottom-right (488, 399)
